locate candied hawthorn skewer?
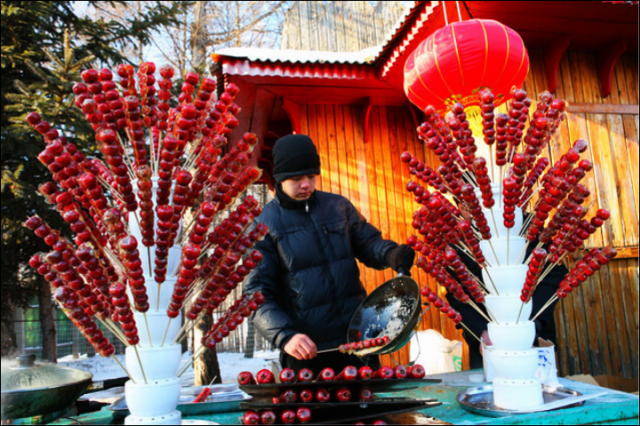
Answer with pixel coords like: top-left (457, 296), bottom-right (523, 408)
top-left (138, 61), bottom-right (158, 129)
top-left (419, 286), bottom-right (488, 343)
top-left (495, 113), bottom-right (509, 169)
top-left (123, 92), bottom-right (149, 169)
top-left (168, 248), bottom-right (264, 346)
top-left (54, 287), bottom-right (117, 358)
top-left (177, 293), bottom-right (265, 377)
top-left (532, 247), bottom-right (617, 322)
top-left (156, 64), bottom-right (174, 134)
top-left (519, 157), bottom-right (550, 207)
top-left (515, 247), bottom-right (548, 322)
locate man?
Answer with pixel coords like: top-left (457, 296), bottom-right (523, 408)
top-left (244, 134), bottom-right (415, 373)
top-left (447, 204), bottom-right (568, 369)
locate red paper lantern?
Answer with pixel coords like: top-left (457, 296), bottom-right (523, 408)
top-left (404, 19), bottom-right (529, 114)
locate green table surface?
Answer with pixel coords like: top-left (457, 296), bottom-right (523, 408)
top-left (55, 370), bottom-right (639, 425)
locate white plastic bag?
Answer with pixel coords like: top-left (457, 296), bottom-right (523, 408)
top-left (410, 330), bottom-right (462, 375)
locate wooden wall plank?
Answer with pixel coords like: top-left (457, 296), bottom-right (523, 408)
top-left (628, 55), bottom-right (639, 102)
top-left (315, 105), bottom-right (329, 193)
top-left (625, 258), bottom-right (640, 345)
top-left (615, 260), bottom-right (638, 379)
top-left (334, 1), bottom-right (346, 53)
top-left (322, 2), bottom-right (337, 53)
top-left (307, 1), bottom-right (322, 52)
top-left (333, 106), bottom-right (350, 199)
top-left (325, 105), bottom-right (341, 195)
top-left (303, 105), bottom-right (324, 191)
top-left (350, 104), bottom-right (374, 310)
top-left (378, 106), bottom-right (397, 283)
top-left (622, 116), bottom-right (639, 222)
top-left (297, 1), bottom-right (310, 52)
top-left (611, 58), bottom-right (640, 245)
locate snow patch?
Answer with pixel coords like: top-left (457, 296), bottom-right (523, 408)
top-left (58, 350), bottom-right (280, 384)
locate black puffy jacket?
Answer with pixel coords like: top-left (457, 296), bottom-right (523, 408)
top-left (244, 190), bottom-right (398, 351)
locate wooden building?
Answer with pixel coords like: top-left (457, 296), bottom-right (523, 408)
top-left (211, 1), bottom-right (639, 379)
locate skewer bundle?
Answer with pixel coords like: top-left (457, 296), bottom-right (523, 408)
top-left (23, 64), bottom-right (269, 386)
top-left (402, 88), bottom-right (615, 329)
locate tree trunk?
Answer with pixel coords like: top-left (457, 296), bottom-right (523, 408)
top-left (38, 278), bottom-right (57, 363)
top-left (194, 314), bottom-right (221, 385)
top-left (1, 305), bottom-right (18, 358)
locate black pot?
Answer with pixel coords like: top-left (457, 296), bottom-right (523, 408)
top-left (1, 354), bottom-right (93, 420)
top-left (347, 273), bottom-right (422, 356)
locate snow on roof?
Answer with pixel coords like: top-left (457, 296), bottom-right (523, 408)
top-left (213, 2), bottom-right (427, 67)
top-left (213, 45), bottom-right (382, 65)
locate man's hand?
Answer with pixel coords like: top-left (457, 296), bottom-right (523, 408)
top-left (284, 333), bottom-right (317, 360)
top-left (479, 330), bottom-right (492, 355)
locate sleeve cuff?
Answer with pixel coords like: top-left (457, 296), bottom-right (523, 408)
top-left (275, 329), bottom-right (296, 350)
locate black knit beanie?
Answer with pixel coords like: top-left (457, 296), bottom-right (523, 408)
top-left (272, 134), bottom-right (321, 182)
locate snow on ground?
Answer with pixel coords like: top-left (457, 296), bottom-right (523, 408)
top-left (58, 349), bottom-right (279, 384)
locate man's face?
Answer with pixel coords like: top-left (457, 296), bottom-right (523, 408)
top-left (281, 174), bottom-right (318, 200)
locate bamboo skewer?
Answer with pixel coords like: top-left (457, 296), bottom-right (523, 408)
top-left (177, 346), bottom-right (206, 378)
top-left (482, 267), bottom-right (499, 295)
top-left (516, 240), bottom-right (531, 265)
top-left (161, 317), bottom-right (173, 347)
top-left (531, 294), bottom-right (559, 322)
top-left (519, 184), bottom-right (542, 208)
top-left (112, 355), bottom-right (136, 384)
top-left (459, 322), bottom-right (486, 351)
top-left (104, 318), bottom-right (131, 347)
top-left (487, 240), bottom-right (501, 267)
top-left (142, 312), bottom-right (153, 347)
top-left (172, 317), bottom-right (201, 346)
top-left (468, 300), bottom-right (492, 323)
top-left (133, 345), bottom-right (148, 384)
top-left (515, 301), bottom-right (526, 324)
top-left (490, 208), bottom-right (500, 239)
top-left (507, 228), bottom-right (510, 265)
top-left (156, 283), bottom-right (162, 312)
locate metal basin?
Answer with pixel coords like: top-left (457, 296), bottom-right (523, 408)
top-left (347, 274), bottom-right (422, 355)
top-left (1, 354), bottom-right (93, 420)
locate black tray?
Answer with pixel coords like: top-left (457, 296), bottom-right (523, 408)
top-left (240, 396), bottom-right (438, 411)
top-left (237, 399), bottom-right (442, 425)
top-left (240, 378), bottom-right (440, 397)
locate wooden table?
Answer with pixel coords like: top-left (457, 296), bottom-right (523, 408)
top-left (55, 370), bottom-right (639, 425)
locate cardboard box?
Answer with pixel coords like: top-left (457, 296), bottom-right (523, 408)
top-left (568, 374), bottom-right (638, 394)
top-left (593, 375), bottom-right (638, 394)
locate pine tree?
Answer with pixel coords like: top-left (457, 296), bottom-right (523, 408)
top-left (1, 0), bottom-right (186, 360)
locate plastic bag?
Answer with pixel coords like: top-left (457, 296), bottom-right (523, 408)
top-left (410, 330), bottom-right (462, 375)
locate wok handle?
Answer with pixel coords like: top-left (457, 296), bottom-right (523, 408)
top-left (397, 266), bottom-right (411, 277)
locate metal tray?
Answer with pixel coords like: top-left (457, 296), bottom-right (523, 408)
top-left (240, 396), bottom-right (438, 411)
top-left (240, 378), bottom-right (441, 397)
top-left (456, 384), bottom-right (584, 417)
top-left (108, 384), bottom-right (250, 420)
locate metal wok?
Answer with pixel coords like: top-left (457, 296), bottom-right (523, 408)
top-left (1, 354), bottom-right (93, 420)
top-left (347, 271), bottom-right (422, 356)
